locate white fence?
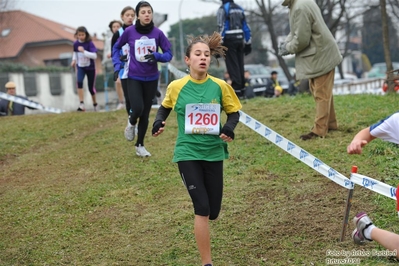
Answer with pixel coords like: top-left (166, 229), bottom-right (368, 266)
top-left (2, 72), bottom-right (118, 114)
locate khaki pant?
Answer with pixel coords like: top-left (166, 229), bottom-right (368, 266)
top-left (309, 69), bottom-right (338, 137)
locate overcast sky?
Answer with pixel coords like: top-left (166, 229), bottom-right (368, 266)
top-left (13, 0), bottom-right (221, 37)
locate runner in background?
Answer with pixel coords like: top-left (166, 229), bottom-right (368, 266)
top-left (104, 19), bottom-right (126, 110)
top-left (71, 26), bottom-right (98, 112)
top-left (151, 32), bottom-right (241, 266)
top-left (111, 6), bottom-right (135, 114)
top-left (112, 1), bottom-right (173, 157)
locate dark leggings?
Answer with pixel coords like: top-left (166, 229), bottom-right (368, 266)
top-left (77, 67), bottom-right (96, 95)
top-left (178, 160), bottom-right (223, 220)
top-left (121, 79), bottom-right (131, 115)
top-left (127, 78), bottom-right (158, 147)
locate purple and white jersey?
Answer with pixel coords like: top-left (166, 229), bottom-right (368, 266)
top-left (118, 27), bottom-right (130, 79)
top-left (73, 40), bottom-right (97, 70)
top-left (113, 26), bottom-right (172, 81)
top-left (370, 112), bottom-right (399, 144)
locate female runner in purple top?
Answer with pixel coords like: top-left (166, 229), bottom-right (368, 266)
top-left (71, 26), bottom-right (98, 112)
top-left (112, 1), bottom-right (173, 157)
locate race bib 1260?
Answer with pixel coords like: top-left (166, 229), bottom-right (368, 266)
top-left (185, 103), bottom-right (221, 135)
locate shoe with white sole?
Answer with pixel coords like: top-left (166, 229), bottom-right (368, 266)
top-left (77, 103), bottom-right (85, 112)
top-left (116, 102), bottom-right (125, 110)
top-left (124, 119), bottom-right (136, 141)
top-left (352, 212), bottom-right (373, 245)
top-left (135, 145), bottom-right (151, 157)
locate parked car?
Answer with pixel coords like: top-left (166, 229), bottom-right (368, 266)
top-left (366, 62), bottom-right (399, 79)
top-left (334, 67), bottom-right (358, 85)
top-left (244, 64), bottom-right (271, 96)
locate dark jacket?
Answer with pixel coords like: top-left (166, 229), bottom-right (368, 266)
top-left (0, 95), bottom-right (35, 116)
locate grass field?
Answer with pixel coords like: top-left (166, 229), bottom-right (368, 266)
top-left (1, 93), bottom-right (399, 265)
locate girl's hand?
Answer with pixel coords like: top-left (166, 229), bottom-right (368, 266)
top-left (220, 133), bottom-right (233, 142)
top-left (152, 121), bottom-right (166, 137)
top-left (78, 46), bottom-right (85, 52)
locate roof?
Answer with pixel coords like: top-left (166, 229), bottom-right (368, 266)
top-left (0, 10), bottom-right (103, 59)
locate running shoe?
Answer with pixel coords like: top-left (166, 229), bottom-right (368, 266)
top-left (116, 102), bottom-right (125, 110)
top-left (77, 103), bottom-right (85, 112)
top-left (351, 212), bottom-right (373, 245)
top-left (124, 119), bottom-right (135, 141)
top-left (135, 145), bottom-right (151, 157)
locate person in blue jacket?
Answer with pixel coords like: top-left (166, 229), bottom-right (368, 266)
top-left (217, 0), bottom-right (251, 97)
top-left (112, 1), bottom-right (173, 157)
top-left (110, 6), bottom-right (135, 113)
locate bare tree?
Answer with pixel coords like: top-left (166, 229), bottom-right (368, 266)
top-left (380, 0), bottom-right (395, 92)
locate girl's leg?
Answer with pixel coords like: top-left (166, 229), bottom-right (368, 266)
top-left (203, 161), bottom-right (224, 220)
top-left (126, 79), bottom-right (158, 147)
top-left (371, 227), bottom-right (399, 258)
top-left (76, 67), bottom-right (86, 111)
top-left (178, 161), bottom-right (218, 266)
top-left (194, 215), bottom-right (212, 265)
top-left (115, 77), bottom-right (125, 109)
top-left (121, 78), bottom-right (130, 115)
top-left (86, 69), bottom-right (97, 110)
top-left (136, 79), bottom-right (158, 146)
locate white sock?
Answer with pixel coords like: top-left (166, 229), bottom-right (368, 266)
top-left (364, 224), bottom-right (375, 240)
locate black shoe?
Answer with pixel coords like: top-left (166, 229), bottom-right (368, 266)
top-left (300, 132), bottom-right (319, 140)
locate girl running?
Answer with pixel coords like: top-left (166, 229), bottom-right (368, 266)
top-left (71, 26), bottom-right (98, 112)
top-left (112, 1), bottom-right (172, 157)
top-left (151, 32), bottom-right (242, 266)
top-left (111, 6), bottom-right (135, 113)
top-left (106, 20), bottom-right (125, 110)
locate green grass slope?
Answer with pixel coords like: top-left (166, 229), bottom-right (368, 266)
top-left (1, 94), bottom-right (399, 265)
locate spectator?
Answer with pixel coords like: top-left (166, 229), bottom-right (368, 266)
top-left (265, 71), bottom-right (283, 98)
top-left (0, 81), bottom-right (41, 116)
top-left (347, 112), bottom-right (399, 258)
top-left (288, 74), bottom-right (300, 96)
top-left (217, 0), bottom-right (251, 97)
top-left (279, 0), bottom-right (342, 140)
top-left (244, 70), bottom-right (254, 99)
top-left (223, 71), bottom-right (232, 85)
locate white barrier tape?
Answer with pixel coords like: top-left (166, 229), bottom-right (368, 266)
top-left (168, 64), bottom-right (187, 79)
top-left (0, 92), bottom-right (64, 114)
top-left (350, 173), bottom-right (396, 200)
top-left (238, 111), bottom-right (354, 189)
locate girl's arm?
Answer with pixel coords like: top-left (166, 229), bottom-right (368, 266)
top-left (152, 105), bottom-right (172, 136)
top-left (83, 50), bottom-right (97, 59)
top-left (347, 127), bottom-right (376, 154)
top-left (112, 31), bottom-right (128, 71)
top-left (83, 42), bottom-right (97, 59)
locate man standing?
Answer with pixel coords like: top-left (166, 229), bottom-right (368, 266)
top-left (217, 0), bottom-right (251, 97)
top-left (0, 81), bottom-right (40, 116)
top-left (279, 0), bottom-right (342, 140)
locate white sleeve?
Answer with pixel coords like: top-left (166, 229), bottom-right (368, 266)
top-left (83, 50), bottom-right (97, 59)
top-left (72, 52), bottom-right (77, 61)
top-left (370, 112), bottom-right (399, 144)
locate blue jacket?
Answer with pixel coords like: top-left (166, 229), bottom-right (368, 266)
top-left (216, 2), bottom-right (251, 44)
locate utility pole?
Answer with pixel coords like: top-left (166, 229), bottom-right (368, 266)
top-left (178, 0), bottom-right (185, 63)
